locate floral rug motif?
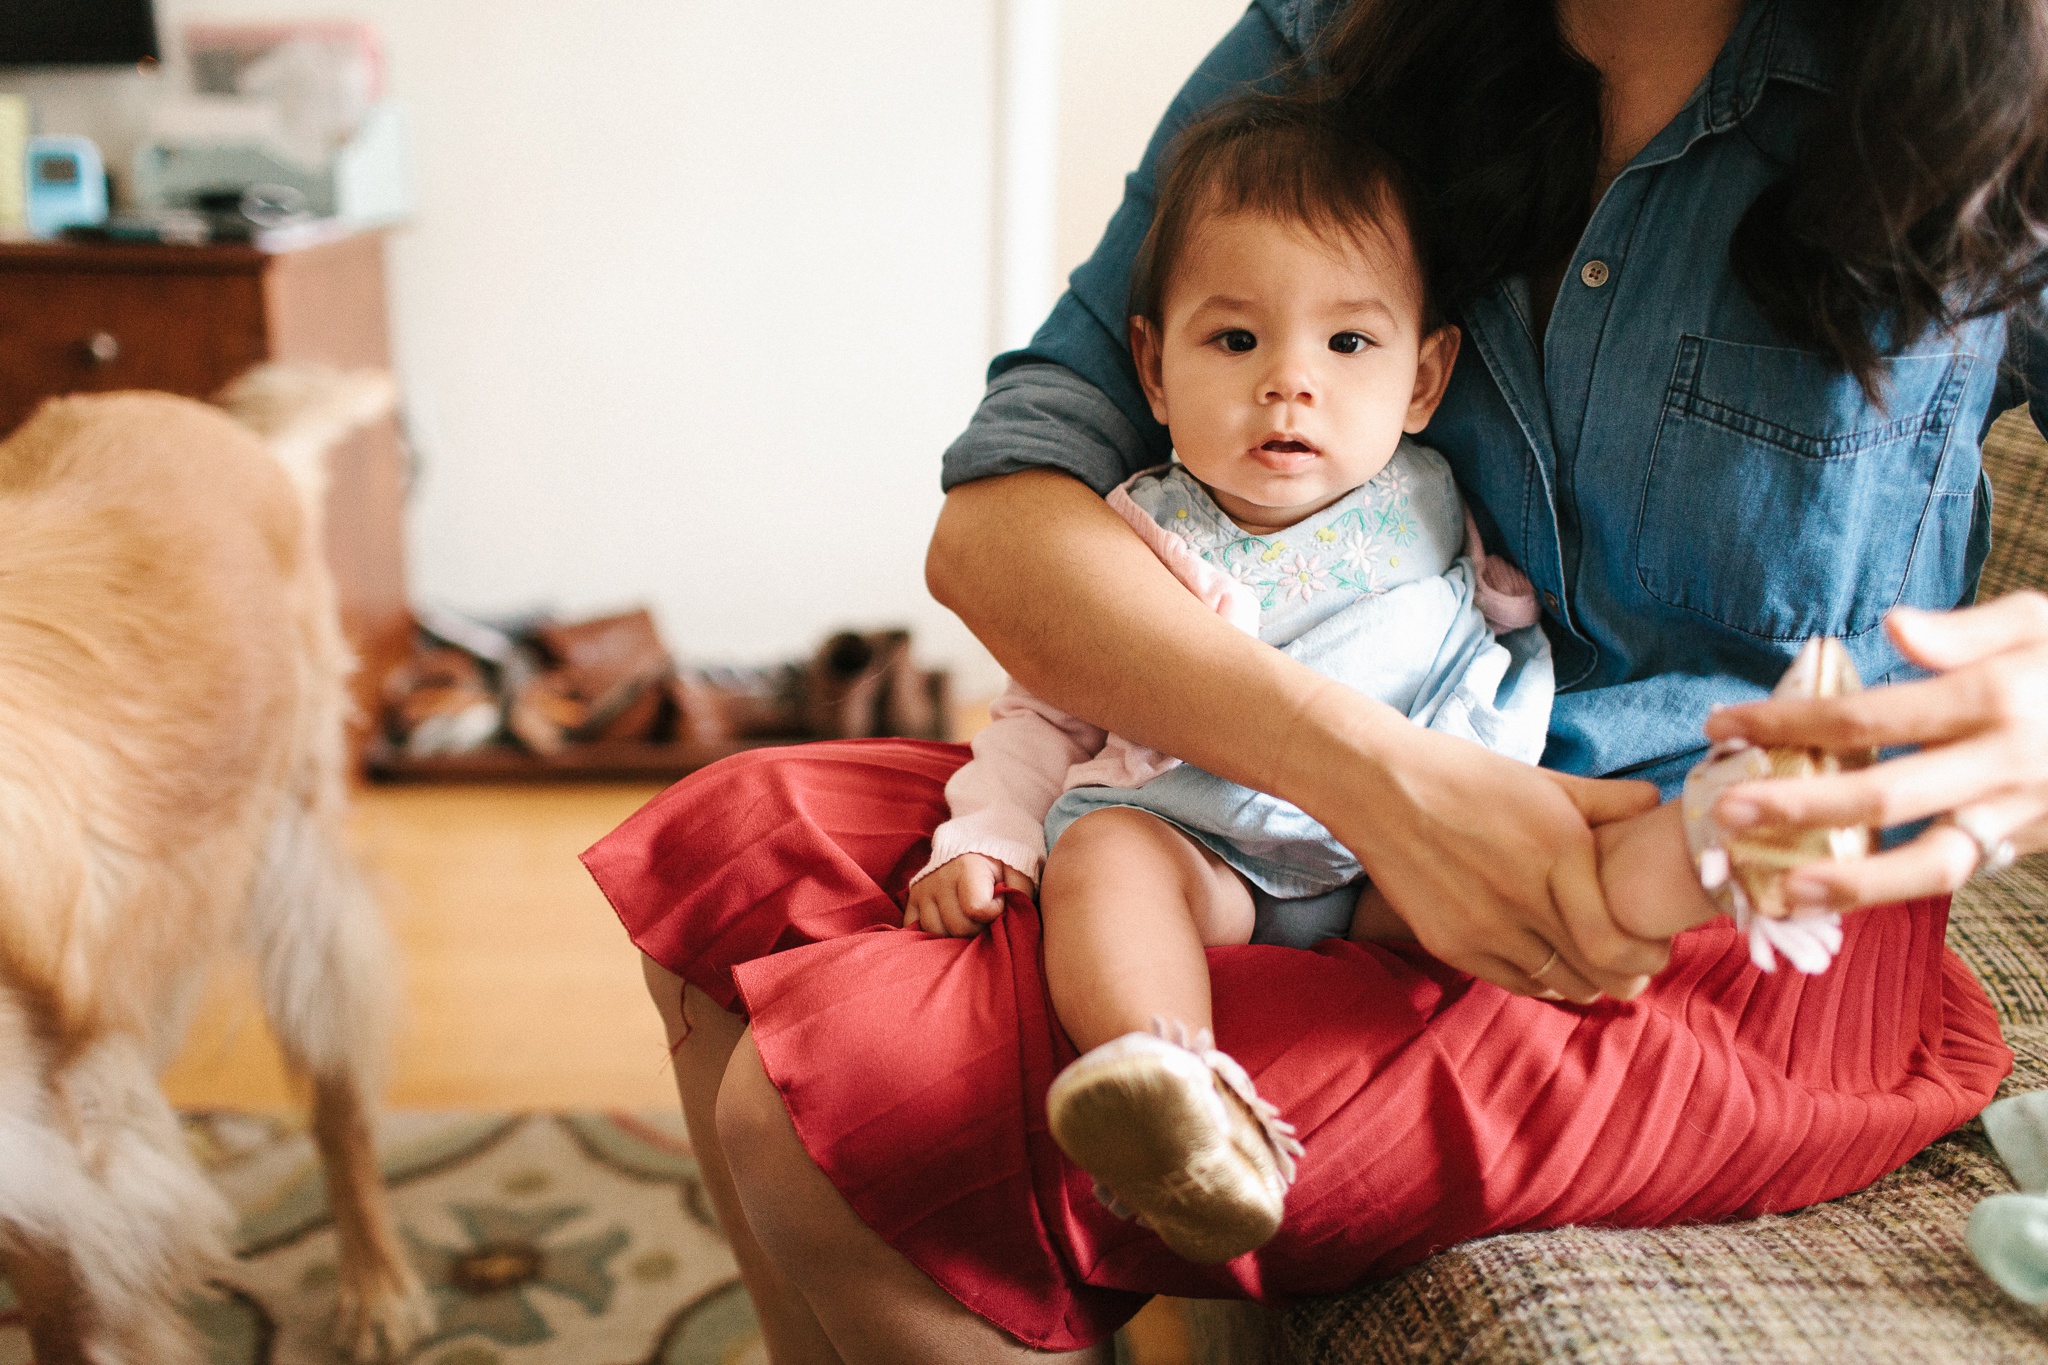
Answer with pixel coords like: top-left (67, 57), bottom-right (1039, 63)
top-left (0, 1111), bottom-right (765, 1365)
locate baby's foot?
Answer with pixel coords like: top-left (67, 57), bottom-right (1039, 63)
top-left (1596, 801), bottom-right (1722, 940)
top-left (1046, 1019), bottom-right (1303, 1264)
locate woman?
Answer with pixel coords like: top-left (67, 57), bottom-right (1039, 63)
top-left (586, 0), bottom-right (2048, 1359)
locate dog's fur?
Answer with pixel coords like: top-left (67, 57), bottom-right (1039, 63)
top-left (0, 377), bottom-right (429, 1363)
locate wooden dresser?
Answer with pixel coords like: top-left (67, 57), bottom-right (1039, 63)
top-left (0, 231), bottom-right (411, 762)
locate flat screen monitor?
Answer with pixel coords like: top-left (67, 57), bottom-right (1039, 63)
top-left (0, 0), bottom-right (159, 67)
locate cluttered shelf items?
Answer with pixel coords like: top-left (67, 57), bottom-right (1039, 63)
top-left (377, 607), bottom-right (952, 782)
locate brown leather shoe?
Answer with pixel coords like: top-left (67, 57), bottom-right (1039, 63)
top-left (509, 609), bottom-right (675, 753)
top-left (382, 646), bottom-right (500, 755)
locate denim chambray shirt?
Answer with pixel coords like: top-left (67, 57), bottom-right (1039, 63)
top-left (943, 0), bottom-right (2048, 795)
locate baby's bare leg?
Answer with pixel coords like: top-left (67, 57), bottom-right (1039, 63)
top-left (1039, 807), bottom-right (1255, 1051)
top-left (1596, 800), bottom-right (1722, 940)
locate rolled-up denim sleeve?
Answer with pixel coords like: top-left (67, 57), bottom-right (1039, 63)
top-left (942, 2), bottom-right (1303, 492)
top-left (941, 364), bottom-right (1154, 495)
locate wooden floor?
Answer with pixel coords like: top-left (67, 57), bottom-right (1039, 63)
top-left (163, 782), bottom-right (677, 1111)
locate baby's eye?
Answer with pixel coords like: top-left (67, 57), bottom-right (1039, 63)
top-left (1214, 329), bottom-right (1257, 353)
top-left (1329, 332), bottom-right (1371, 354)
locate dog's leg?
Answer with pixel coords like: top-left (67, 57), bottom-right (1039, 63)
top-left (249, 804), bottom-right (429, 1362)
top-left (1, 1241), bottom-right (92, 1365)
top-left (311, 1064), bottom-right (426, 1361)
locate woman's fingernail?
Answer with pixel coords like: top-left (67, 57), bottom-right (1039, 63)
top-left (1718, 798), bottom-right (1761, 828)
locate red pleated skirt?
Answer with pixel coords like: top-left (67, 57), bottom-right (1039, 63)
top-left (582, 739), bottom-right (2011, 1351)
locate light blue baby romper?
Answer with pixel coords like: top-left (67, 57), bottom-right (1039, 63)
top-left (1043, 437), bottom-right (1555, 948)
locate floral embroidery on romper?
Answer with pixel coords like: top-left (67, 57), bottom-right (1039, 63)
top-left (1165, 460), bottom-right (1414, 612)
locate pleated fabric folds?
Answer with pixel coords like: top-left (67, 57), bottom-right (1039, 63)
top-left (583, 739), bottom-right (2011, 1352)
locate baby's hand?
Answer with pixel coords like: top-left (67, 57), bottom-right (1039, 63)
top-left (903, 854), bottom-right (1036, 937)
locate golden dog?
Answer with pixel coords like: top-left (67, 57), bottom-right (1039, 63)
top-left (0, 376), bottom-right (429, 1363)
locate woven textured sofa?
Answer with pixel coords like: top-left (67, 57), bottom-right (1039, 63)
top-left (1204, 411), bottom-right (2048, 1364)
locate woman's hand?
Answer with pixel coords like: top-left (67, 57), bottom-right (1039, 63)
top-left (903, 854), bottom-right (1036, 937)
top-left (1297, 688), bottom-right (1669, 1003)
top-left (1702, 595), bottom-right (2048, 911)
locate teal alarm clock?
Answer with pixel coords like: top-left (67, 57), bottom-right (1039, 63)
top-left (26, 136), bottom-right (108, 238)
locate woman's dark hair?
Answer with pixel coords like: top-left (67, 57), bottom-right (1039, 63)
top-left (1129, 97), bottom-right (1440, 332)
top-left (1306, 0), bottom-right (2048, 398)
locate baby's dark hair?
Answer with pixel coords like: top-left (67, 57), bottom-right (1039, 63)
top-left (1129, 94), bottom-right (1440, 333)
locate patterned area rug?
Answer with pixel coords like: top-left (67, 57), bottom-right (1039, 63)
top-left (0, 1111), bottom-right (765, 1365)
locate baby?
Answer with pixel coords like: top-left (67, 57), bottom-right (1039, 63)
top-left (909, 96), bottom-right (1724, 1264)
top-left (906, 95), bottom-right (1566, 1263)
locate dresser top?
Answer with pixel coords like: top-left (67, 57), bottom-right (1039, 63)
top-left (0, 224), bottom-right (385, 275)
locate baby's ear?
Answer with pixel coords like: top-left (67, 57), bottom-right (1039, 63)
top-left (1129, 317), bottom-right (1171, 426)
top-left (1404, 323), bottom-right (1462, 434)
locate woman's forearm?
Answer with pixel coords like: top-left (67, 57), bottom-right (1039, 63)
top-left (926, 468), bottom-right (1404, 809)
top-left (930, 468), bottom-right (1670, 1001)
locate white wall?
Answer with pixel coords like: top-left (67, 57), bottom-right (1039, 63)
top-left (994, 0), bottom-right (1062, 355)
top-left (7, 1), bottom-right (1000, 682)
top-left (1055, 0), bottom-right (1250, 283)
top-left (1, 1), bottom-right (1249, 696)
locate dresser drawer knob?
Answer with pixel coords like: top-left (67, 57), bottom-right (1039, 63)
top-left (82, 331), bottom-right (120, 365)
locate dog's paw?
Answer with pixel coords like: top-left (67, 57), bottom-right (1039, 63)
top-left (335, 1258), bottom-right (433, 1363)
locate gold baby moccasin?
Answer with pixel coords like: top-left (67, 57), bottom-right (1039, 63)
top-left (1683, 637), bottom-right (1877, 971)
top-left (1047, 1018), bottom-right (1303, 1265)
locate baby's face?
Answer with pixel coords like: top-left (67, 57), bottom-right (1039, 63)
top-left (1132, 210), bottom-right (1458, 533)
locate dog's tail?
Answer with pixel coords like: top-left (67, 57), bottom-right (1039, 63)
top-left (248, 798), bottom-right (398, 1094)
top-left (212, 363), bottom-right (399, 518)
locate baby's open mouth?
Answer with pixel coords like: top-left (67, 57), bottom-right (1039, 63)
top-left (1261, 439), bottom-right (1314, 454)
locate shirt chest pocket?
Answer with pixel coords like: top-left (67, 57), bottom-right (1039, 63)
top-left (1633, 335), bottom-right (1972, 642)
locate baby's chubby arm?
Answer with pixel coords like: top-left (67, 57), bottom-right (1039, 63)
top-left (910, 475), bottom-right (1264, 938)
top-left (905, 682), bottom-right (1104, 937)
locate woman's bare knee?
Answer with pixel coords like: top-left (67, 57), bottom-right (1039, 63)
top-left (714, 1035), bottom-right (789, 1180)
top-left (641, 954), bottom-right (688, 1041)
top-left (645, 959), bottom-right (748, 1070)
top-left (717, 1032), bottom-right (868, 1291)
top-left (715, 1031), bottom-right (838, 1252)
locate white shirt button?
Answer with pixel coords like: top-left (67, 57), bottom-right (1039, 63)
top-left (1580, 259), bottom-right (1611, 288)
